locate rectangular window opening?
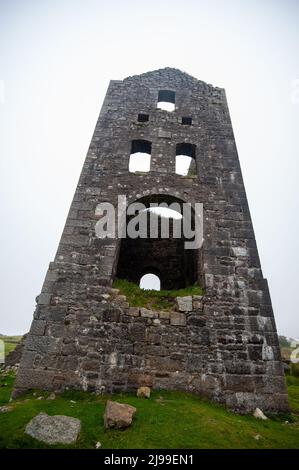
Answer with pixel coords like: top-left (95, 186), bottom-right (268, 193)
top-left (138, 113), bottom-right (149, 122)
top-left (157, 90), bottom-right (175, 112)
top-left (182, 117), bottom-right (192, 125)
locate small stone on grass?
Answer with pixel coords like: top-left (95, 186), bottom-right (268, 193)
top-left (253, 408), bottom-right (268, 420)
top-left (104, 400), bottom-right (136, 429)
top-left (137, 386), bottom-right (151, 398)
top-left (0, 405), bottom-right (13, 413)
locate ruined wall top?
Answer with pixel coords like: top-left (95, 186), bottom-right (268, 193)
top-left (121, 67), bottom-right (223, 93)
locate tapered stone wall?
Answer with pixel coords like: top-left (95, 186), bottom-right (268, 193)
top-left (13, 68), bottom-right (289, 413)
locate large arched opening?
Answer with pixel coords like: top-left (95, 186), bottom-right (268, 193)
top-left (115, 194), bottom-right (201, 290)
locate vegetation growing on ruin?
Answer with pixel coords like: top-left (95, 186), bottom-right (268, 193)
top-left (0, 372), bottom-right (299, 449)
top-left (113, 278), bottom-right (203, 311)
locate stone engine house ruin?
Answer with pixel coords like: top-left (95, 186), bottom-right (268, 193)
top-left (14, 68), bottom-right (289, 413)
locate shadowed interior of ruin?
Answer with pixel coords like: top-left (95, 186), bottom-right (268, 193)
top-left (116, 195), bottom-right (199, 290)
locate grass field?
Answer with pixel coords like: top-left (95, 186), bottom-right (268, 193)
top-left (0, 372), bottom-right (299, 449)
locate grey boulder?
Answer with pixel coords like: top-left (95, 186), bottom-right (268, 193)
top-left (25, 412), bottom-right (81, 445)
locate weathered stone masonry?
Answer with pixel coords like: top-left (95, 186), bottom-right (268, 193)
top-left (14, 68), bottom-right (289, 413)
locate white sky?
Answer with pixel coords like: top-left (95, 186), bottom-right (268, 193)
top-left (140, 274), bottom-right (161, 291)
top-left (0, 0), bottom-right (298, 336)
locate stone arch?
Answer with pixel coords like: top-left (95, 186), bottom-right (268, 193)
top-left (115, 194), bottom-right (201, 290)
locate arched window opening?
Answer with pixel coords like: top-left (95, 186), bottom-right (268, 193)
top-left (175, 143), bottom-right (197, 176)
top-left (157, 90), bottom-right (175, 112)
top-left (140, 273), bottom-right (161, 291)
top-left (129, 139), bottom-right (152, 173)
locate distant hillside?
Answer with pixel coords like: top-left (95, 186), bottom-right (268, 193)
top-left (279, 335), bottom-right (295, 348)
top-left (0, 335), bottom-right (23, 357)
top-left (279, 335), bottom-right (297, 360)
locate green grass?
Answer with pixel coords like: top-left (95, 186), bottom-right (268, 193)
top-left (286, 376), bottom-right (299, 412)
top-left (1, 372), bottom-right (299, 449)
top-left (0, 336), bottom-right (22, 357)
top-left (113, 279), bottom-right (203, 311)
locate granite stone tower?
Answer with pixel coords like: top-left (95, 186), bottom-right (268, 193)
top-left (14, 68), bottom-right (289, 413)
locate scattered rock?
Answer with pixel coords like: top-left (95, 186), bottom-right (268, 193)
top-left (1, 365), bottom-right (19, 373)
top-left (47, 392), bottom-right (56, 400)
top-left (137, 386), bottom-right (151, 398)
top-left (25, 412), bottom-right (81, 445)
top-left (254, 434), bottom-right (261, 440)
top-left (37, 396), bottom-right (44, 400)
top-left (0, 405), bottom-right (13, 413)
top-left (253, 408), bottom-right (268, 420)
top-left (156, 399), bottom-right (165, 406)
top-left (104, 400), bottom-right (136, 429)
top-left (95, 441), bottom-right (102, 449)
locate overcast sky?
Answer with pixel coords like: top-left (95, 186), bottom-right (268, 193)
top-left (0, 0), bottom-right (298, 337)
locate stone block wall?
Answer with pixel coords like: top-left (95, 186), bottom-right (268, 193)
top-left (13, 68), bottom-right (289, 413)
